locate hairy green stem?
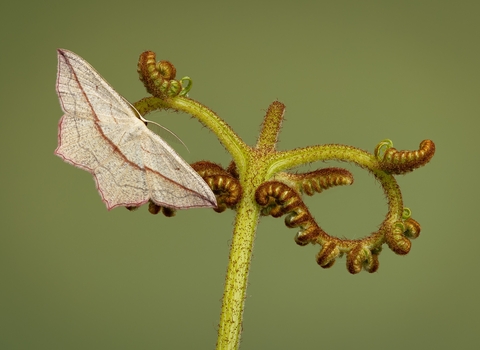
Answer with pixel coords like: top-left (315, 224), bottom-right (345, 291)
top-left (216, 188), bottom-right (260, 349)
top-left (134, 96), bottom-right (249, 171)
top-left (268, 144), bottom-right (375, 177)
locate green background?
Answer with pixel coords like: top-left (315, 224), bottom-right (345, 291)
top-left (1, 1), bottom-right (478, 349)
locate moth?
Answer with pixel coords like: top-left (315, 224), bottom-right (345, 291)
top-left (55, 49), bottom-right (217, 210)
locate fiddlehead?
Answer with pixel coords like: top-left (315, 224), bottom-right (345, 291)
top-left (137, 51), bottom-right (192, 98)
top-left (375, 139), bottom-right (435, 174)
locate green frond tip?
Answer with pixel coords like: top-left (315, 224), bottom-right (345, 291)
top-left (179, 76), bottom-right (192, 96)
top-left (374, 139), bottom-right (394, 160)
top-left (402, 207), bottom-right (412, 219)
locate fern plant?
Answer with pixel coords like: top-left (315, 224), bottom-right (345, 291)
top-left (133, 51), bottom-right (433, 349)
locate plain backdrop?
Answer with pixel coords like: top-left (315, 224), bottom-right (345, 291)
top-left (1, 1), bottom-right (479, 349)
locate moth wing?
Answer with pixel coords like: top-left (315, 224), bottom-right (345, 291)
top-left (55, 49), bottom-right (216, 210)
top-left (141, 131), bottom-right (217, 209)
top-left (96, 121), bottom-right (217, 209)
top-left (56, 49), bottom-right (135, 124)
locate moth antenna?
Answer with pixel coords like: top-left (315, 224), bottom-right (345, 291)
top-left (126, 99), bottom-right (190, 153)
top-left (144, 118), bottom-right (190, 153)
